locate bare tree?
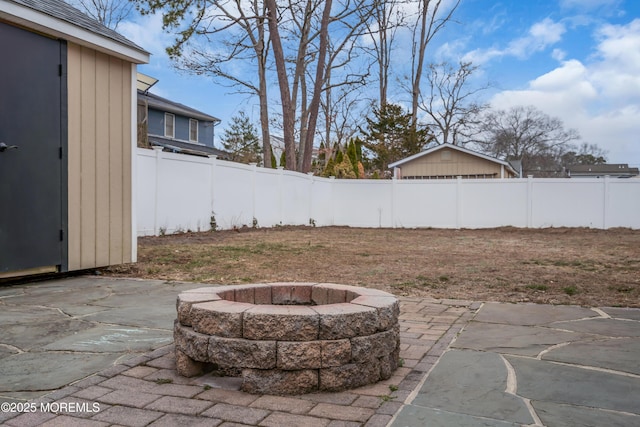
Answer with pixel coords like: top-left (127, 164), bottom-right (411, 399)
top-left (265, 0), bottom-right (299, 170)
top-left (69, 0), bottom-right (134, 29)
top-left (320, 84), bottom-right (363, 149)
top-left (362, 0), bottom-right (404, 108)
top-left (137, 0), bottom-right (376, 172)
top-left (408, 0), bottom-right (461, 129)
top-left (474, 105), bottom-right (581, 177)
top-left (312, 0), bottom-right (376, 166)
top-left (268, 0), bottom-right (375, 172)
top-left (419, 61), bottom-right (489, 145)
top-left (136, 0), bottom-right (274, 167)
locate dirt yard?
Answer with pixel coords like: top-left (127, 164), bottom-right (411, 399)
top-left (104, 226), bottom-right (640, 308)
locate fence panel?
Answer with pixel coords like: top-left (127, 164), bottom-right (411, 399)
top-left (281, 170), bottom-right (313, 226)
top-left (531, 179), bottom-right (605, 228)
top-left (310, 178), bottom-right (334, 227)
top-left (394, 180), bottom-right (458, 228)
top-left (459, 179), bottom-right (529, 228)
top-left (254, 167), bottom-right (284, 228)
top-left (332, 180), bottom-right (394, 227)
top-left (155, 150), bottom-right (212, 234)
top-left (136, 149), bottom-right (158, 236)
top-left (212, 161), bottom-right (255, 229)
top-left (137, 148), bottom-right (640, 235)
top-left (607, 179), bottom-right (640, 228)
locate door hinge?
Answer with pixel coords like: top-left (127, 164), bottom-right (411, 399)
top-left (60, 229), bottom-right (64, 241)
top-left (59, 146), bottom-right (63, 159)
top-left (59, 64), bottom-right (63, 76)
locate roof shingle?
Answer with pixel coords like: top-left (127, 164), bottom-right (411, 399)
top-left (8, 0), bottom-right (146, 52)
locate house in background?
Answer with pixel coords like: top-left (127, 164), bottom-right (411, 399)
top-left (389, 143), bottom-right (519, 180)
top-left (1, 0), bottom-right (148, 278)
top-left (137, 77), bottom-right (228, 158)
top-left (566, 164), bottom-right (640, 179)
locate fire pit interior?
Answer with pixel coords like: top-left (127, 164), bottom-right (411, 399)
top-left (174, 282), bottom-right (400, 394)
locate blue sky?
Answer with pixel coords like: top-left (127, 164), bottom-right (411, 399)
top-left (120, 0), bottom-right (640, 166)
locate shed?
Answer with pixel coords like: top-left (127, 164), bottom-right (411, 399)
top-left (389, 143), bottom-right (518, 179)
top-left (0, 0), bottom-right (149, 278)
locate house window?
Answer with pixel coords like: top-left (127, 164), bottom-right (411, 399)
top-left (189, 119), bottom-right (198, 142)
top-left (164, 113), bottom-right (175, 138)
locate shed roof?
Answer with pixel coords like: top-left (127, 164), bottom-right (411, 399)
top-left (0, 0), bottom-right (149, 63)
top-left (388, 143), bottom-right (518, 176)
top-left (139, 90), bottom-right (221, 123)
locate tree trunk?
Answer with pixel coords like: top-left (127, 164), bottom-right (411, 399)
top-left (266, 0), bottom-right (297, 170)
top-left (411, 0), bottom-right (430, 130)
top-left (256, 5), bottom-right (272, 167)
top-left (301, 0), bottom-right (332, 173)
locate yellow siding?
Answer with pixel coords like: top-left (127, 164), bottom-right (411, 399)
top-left (399, 149), bottom-right (510, 178)
top-left (67, 43), bottom-right (133, 270)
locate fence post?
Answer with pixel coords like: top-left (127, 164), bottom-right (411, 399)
top-left (208, 155), bottom-right (217, 231)
top-left (307, 172), bottom-right (314, 227)
top-left (527, 175), bottom-right (534, 228)
top-left (391, 177), bottom-right (397, 228)
top-left (456, 176), bottom-right (463, 229)
top-left (329, 176), bottom-right (335, 226)
top-left (277, 167), bottom-right (284, 226)
top-left (152, 146), bottom-right (163, 236)
top-left (603, 175), bottom-right (610, 229)
top-left (250, 163), bottom-right (257, 224)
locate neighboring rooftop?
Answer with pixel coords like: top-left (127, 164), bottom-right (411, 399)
top-left (567, 164), bottom-right (640, 178)
top-left (139, 90), bottom-right (221, 124)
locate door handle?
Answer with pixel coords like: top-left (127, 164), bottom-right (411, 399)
top-left (0, 142), bottom-right (19, 152)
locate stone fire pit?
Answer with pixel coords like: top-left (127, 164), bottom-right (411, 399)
top-left (174, 282), bottom-right (400, 394)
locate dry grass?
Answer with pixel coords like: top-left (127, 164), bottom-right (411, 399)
top-left (104, 226), bottom-right (640, 308)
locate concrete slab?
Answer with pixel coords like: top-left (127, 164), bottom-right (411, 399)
top-left (542, 337), bottom-right (640, 375)
top-left (0, 311), bottom-right (94, 351)
top-left (0, 344), bottom-right (19, 359)
top-left (552, 317), bottom-right (640, 337)
top-left (472, 302), bottom-right (597, 326)
top-left (392, 302), bottom-right (640, 427)
top-left (532, 400), bottom-right (640, 427)
top-left (392, 406), bottom-right (521, 427)
top-left (505, 355), bottom-right (640, 415)
top-left (42, 325), bottom-right (173, 353)
top-left (82, 306), bottom-right (176, 330)
top-left (409, 350), bottom-right (534, 424)
top-left (0, 276), bottom-right (197, 402)
top-left (1, 287), bottom-right (113, 307)
top-left (602, 307), bottom-right (640, 321)
top-left (0, 352), bottom-right (121, 392)
top-left (452, 322), bottom-right (590, 356)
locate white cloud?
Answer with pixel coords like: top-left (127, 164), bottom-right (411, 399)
top-left (462, 18), bottom-right (566, 64)
top-left (119, 12), bottom-right (173, 59)
top-left (552, 48), bottom-right (567, 61)
top-left (590, 19), bottom-right (640, 101)
top-left (488, 20), bottom-right (640, 165)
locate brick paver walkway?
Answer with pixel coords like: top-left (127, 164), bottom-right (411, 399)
top-left (1, 297), bottom-right (478, 427)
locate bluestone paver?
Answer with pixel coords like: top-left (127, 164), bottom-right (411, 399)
top-left (2, 276), bottom-right (639, 427)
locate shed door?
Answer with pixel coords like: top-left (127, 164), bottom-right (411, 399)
top-left (0, 22), bottom-right (66, 274)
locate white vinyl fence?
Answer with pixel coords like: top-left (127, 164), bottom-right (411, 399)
top-left (136, 147), bottom-right (640, 236)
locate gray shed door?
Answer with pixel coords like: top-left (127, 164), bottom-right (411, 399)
top-left (0, 22), bottom-right (66, 274)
